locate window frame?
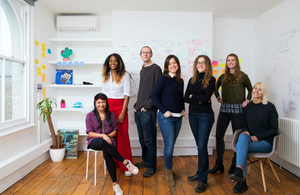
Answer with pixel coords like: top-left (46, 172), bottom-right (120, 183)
top-left (0, 0), bottom-right (31, 132)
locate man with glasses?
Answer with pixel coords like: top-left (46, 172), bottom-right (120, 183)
top-left (134, 46), bottom-right (162, 177)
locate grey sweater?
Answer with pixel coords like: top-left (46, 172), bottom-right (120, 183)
top-left (134, 63), bottom-right (162, 111)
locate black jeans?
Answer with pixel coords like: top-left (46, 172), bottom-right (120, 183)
top-left (89, 138), bottom-right (125, 182)
top-left (215, 112), bottom-right (242, 160)
top-left (134, 109), bottom-right (157, 171)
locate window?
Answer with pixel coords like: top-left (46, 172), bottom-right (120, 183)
top-left (0, 0), bottom-right (28, 127)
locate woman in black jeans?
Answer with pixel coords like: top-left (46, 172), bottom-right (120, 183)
top-left (86, 93), bottom-right (138, 195)
top-left (184, 55), bottom-right (215, 193)
top-left (209, 53), bottom-right (252, 174)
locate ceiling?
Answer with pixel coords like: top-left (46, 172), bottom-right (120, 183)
top-left (39, 0), bottom-right (285, 19)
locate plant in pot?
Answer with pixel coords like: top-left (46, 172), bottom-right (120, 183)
top-left (60, 99), bottom-right (66, 108)
top-left (36, 97), bottom-right (65, 162)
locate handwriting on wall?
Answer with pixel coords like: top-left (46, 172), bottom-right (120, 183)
top-left (114, 38), bottom-right (211, 125)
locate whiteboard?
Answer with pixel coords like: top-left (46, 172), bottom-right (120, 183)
top-left (112, 11), bottom-right (212, 138)
top-left (255, 1), bottom-right (300, 120)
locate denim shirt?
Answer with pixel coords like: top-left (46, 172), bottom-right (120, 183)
top-left (86, 111), bottom-right (118, 147)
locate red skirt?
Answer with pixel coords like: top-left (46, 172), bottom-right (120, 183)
top-left (108, 98), bottom-right (133, 172)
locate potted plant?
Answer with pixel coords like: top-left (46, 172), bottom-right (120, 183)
top-left (60, 99), bottom-right (66, 108)
top-left (36, 97), bottom-right (65, 162)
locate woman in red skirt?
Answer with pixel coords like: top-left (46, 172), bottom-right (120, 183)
top-left (102, 53), bottom-right (133, 176)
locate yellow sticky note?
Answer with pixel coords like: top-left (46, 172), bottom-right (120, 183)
top-left (42, 52), bottom-right (45, 58)
top-left (219, 73), bottom-right (222, 77)
top-left (37, 67), bottom-right (41, 76)
top-left (35, 40), bottom-right (39, 46)
top-left (222, 69), bottom-right (225, 73)
top-left (35, 59), bottom-right (39, 64)
top-left (42, 43), bottom-right (46, 52)
top-left (42, 87), bottom-right (46, 96)
top-left (219, 63), bottom-right (225, 67)
top-left (43, 96), bottom-right (46, 100)
top-left (42, 73), bottom-right (46, 83)
top-left (213, 70), bottom-right (218, 74)
top-left (239, 59), bottom-right (242, 63)
top-left (42, 64), bottom-right (46, 70)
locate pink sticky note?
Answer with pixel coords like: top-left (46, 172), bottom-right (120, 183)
top-left (212, 61), bottom-right (218, 65)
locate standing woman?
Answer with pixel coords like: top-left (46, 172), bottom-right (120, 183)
top-left (151, 55), bottom-right (185, 187)
top-left (184, 55), bottom-right (215, 193)
top-left (209, 53), bottom-right (252, 174)
top-left (86, 93), bottom-right (138, 195)
top-left (102, 53), bottom-right (133, 176)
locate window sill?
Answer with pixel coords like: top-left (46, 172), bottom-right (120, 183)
top-left (0, 124), bottom-right (36, 138)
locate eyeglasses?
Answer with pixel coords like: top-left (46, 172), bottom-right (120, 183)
top-left (141, 52), bottom-right (152, 54)
top-left (197, 62), bottom-right (206, 65)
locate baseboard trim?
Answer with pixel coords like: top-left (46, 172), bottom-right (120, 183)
top-left (0, 138), bottom-right (51, 181)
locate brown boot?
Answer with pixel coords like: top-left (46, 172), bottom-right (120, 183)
top-left (163, 166), bottom-right (181, 179)
top-left (173, 169), bottom-right (181, 179)
top-left (166, 168), bottom-right (175, 187)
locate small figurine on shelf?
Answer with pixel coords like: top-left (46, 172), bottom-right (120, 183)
top-left (61, 47), bottom-right (73, 61)
top-left (60, 99), bottom-right (66, 108)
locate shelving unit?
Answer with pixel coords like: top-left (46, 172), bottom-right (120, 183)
top-left (49, 61), bottom-right (103, 66)
top-left (49, 84), bottom-right (102, 88)
top-left (49, 36), bottom-right (112, 140)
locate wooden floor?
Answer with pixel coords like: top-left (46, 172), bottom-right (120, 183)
top-left (3, 150), bottom-right (300, 195)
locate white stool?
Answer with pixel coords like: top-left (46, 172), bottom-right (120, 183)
top-left (86, 148), bottom-right (107, 186)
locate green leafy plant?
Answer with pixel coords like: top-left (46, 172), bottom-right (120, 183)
top-left (36, 98), bottom-right (62, 148)
top-left (61, 99), bottom-right (65, 103)
top-left (61, 47), bottom-right (73, 59)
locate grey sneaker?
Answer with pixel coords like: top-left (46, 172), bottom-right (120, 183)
top-left (125, 160), bottom-right (139, 175)
top-left (113, 184), bottom-right (123, 195)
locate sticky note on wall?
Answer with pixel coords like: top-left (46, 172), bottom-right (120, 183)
top-left (42, 65), bottom-right (46, 70)
top-left (42, 43), bottom-right (46, 52)
top-left (239, 59), bottom-right (242, 63)
top-left (213, 70), bottom-right (218, 74)
top-left (35, 40), bottom-right (39, 46)
top-left (212, 61), bottom-right (218, 67)
top-left (222, 69), bottom-right (225, 73)
top-left (37, 67), bottom-right (41, 76)
top-left (42, 73), bottom-right (45, 83)
top-left (42, 53), bottom-right (45, 58)
top-left (35, 59), bottom-right (39, 64)
top-left (219, 63), bottom-right (225, 67)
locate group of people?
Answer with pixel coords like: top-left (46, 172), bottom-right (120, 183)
top-left (85, 46), bottom-right (279, 195)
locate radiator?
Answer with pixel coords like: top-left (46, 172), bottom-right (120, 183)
top-left (279, 118), bottom-right (300, 168)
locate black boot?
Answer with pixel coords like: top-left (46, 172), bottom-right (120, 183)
top-left (228, 153), bottom-right (236, 173)
top-left (208, 160), bottom-right (224, 173)
top-left (230, 167), bottom-right (245, 182)
top-left (233, 181), bottom-right (248, 194)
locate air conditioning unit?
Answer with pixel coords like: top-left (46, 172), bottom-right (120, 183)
top-left (56, 16), bottom-right (98, 32)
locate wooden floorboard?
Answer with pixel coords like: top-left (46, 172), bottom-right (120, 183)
top-left (3, 150), bottom-right (300, 195)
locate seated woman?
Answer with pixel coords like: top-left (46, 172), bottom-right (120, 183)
top-left (86, 93), bottom-right (138, 195)
top-left (230, 82), bottom-right (278, 194)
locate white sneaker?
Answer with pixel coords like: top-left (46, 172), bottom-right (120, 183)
top-left (113, 184), bottom-right (123, 195)
top-left (125, 171), bottom-right (132, 177)
top-left (125, 160), bottom-right (139, 175)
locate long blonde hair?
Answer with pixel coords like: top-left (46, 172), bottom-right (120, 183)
top-left (254, 82), bottom-right (268, 105)
top-left (191, 55), bottom-right (212, 89)
top-left (222, 53), bottom-right (241, 84)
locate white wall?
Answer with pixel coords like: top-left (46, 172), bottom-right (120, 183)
top-left (0, 2), bottom-right (56, 193)
top-left (254, 0), bottom-right (300, 177)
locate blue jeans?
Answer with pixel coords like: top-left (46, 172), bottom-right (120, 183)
top-left (236, 133), bottom-right (272, 177)
top-left (188, 112), bottom-right (214, 184)
top-left (157, 111), bottom-right (182, 170)
top-left (135, 110), bottom-right (157, 171)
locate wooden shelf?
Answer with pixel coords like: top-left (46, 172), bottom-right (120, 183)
top-left (49, 84), bottom-right (101, 88)
top-left (49, 38), bottom-right (111, 45)
top-left (49, 61), bottom-right (103, 66)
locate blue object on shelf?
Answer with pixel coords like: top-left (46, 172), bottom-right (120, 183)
top-left (72, 102), bottom-right (83, 108)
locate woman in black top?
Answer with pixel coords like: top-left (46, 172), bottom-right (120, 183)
top-left (230, 82), bottom-right (278, 193)
top-left (184, 55), bottom-right (216, 193)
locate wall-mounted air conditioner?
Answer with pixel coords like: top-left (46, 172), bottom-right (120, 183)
top-left (56, 16), bottom-right (99, 32)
